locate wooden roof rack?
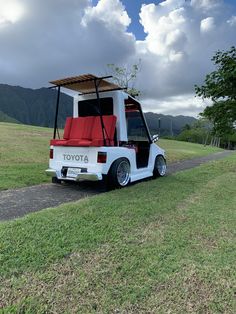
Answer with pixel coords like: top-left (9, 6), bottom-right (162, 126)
top-left (49, 74), bottom-right (122, 94)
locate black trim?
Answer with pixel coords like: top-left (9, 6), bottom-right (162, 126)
top-left (53, 86), bottom-right (61, 139)
top-left (125, 96), bottom-right (152, 144)
top-left (94, 79), bottom-right (107, 146)
top-left (138, 102), bottom-right (152, 143)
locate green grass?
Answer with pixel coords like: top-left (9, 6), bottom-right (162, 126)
top-left (0, 122), bottom-right (222, 190)
top-left (0, 122), bottom-right (51, 190)
top-left (159, 139), bottom-right (222, 163)
top-left (0, 154), bottom-right (235, 313)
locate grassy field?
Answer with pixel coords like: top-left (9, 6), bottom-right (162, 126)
top-left (0, 153), bottom-right (235, 313)
top-left (0, 122), bottom-right (51, 190)
top-left (161, 139), bottom-right (222, 163)
top-left (0, 122), bottom-right (222, 190)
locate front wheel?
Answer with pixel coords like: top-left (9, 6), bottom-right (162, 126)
top-left (153, 155), bottom-right (166, 178)
top-left (107, 158), bottom-right (130, 189)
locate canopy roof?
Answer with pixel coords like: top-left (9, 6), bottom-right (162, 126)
top-left (49, 74), bottom-right (122, 94)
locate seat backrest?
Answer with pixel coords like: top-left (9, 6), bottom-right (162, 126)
top-left (69, 117), bottom-right (85, 139)
top-left (64, 116), bottom-right (116, 142)
top-left (68, 116), bottom-right (96, 140)
top-left (63, 117), bottom-right (73, 139)
top-left (82, 116), bottom-right (95, 139)
top-left (92, 116), bottom-right (117, 140)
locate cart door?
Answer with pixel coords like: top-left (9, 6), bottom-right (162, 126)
top-left (125, 109), bottom-right (150, 169)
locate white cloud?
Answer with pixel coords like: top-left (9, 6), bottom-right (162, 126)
top-left (191, 0), bottom-right (223, 11)
top-left (142, 95), bottom-right (212, 117)
top-left (0, 0), bottom-right (25, 25)
top-left (139, 5), bottom-right (187, 57)
top-left (81, 0), bottom-right (131, 30)
top-left (227, 15), bottom-right (236, 26)
top-left (200, 17), bottom-right (215, 33)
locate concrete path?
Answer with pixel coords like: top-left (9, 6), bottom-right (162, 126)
top-left (0, 150), bottom-right (234, 221)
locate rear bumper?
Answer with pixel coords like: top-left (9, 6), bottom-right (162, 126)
top-left (45, 168), bottom-right (102, 182)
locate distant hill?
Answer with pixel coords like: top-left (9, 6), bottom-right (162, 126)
top-left (0, 110), bottom-right (20, 124)
top-left (145, 112), bottom-right (196, 136)
top-left (0, 84), bottom-right (72, 128)
top-left (0, 84), bottom-right (196, 134)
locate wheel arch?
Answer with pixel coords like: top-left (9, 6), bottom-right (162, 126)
top-left (108, 156), bottom-right (131, 174)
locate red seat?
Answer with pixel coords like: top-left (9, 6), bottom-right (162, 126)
top-left (68, 117), bottom-right (85, 139)
top-left (91, 116), bottom-right (117, 146)
top-left (51, 115), bottom-right (116, 147)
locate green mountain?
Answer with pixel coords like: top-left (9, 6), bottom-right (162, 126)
top-left (145, 112), bottom-right (196, 136)
top-left (0, 84), bottom-right (196, 135)
top-left (0, 110), bottom-right (20, 124)
top-left (0, 84), bottom-right (72, 128)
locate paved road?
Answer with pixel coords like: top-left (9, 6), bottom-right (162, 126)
top-left (0, 150), bottom-right (234, 221)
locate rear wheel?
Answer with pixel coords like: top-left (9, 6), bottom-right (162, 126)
top-left (108, 158), bottom-right (130, 189)
top-left (153, 155), bottom-right (166, 178)
top-left (52, 177), bottom-right (62, 184)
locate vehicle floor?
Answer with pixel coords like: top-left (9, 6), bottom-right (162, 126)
top-left (0, 150), bottom-right (234, 221)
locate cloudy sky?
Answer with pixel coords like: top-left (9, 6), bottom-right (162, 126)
top-left (0, 0), bottom-right (235, 116)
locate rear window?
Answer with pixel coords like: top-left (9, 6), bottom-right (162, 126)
top-left (78, 97), bottom-right (113, 116)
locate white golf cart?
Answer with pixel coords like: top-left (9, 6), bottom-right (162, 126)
top-left (46, 74), bottom-right (166, 188)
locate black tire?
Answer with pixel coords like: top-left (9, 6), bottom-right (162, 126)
top-left (52, 177), bottom-right (62, 184)
top-left (107, 158), bottom-right (130, 189)
top-left (153, 155), bottom-right (166, 178)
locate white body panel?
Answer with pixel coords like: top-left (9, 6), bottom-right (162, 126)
top-left (49, 143), bottom-right (165, 182)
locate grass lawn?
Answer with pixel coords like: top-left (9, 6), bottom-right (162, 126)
top-left (159, 138), bottom-right (222, 163)
top-left (0, 122), bottom-right (222, 190)
top-left (0, 122), bottom-right (51, 190)
top-left (0, 153), bottom-right (235, 313)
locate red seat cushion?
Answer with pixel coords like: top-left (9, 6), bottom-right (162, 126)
top-left (50, 139), bottom-right (68, 146)
top-left (90, 139), bottom-right (114, 147)
top-left (66, 139), bottom-right (92, 146)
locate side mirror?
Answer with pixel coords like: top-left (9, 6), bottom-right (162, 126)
top-left (152, 134), bottom-right (159, 142)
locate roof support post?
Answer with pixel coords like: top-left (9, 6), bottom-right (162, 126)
top-left (53, 86), bottom-right (61, 139)
top-left (94, 79), bottom-right (106, 146)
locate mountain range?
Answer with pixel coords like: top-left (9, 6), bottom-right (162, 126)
top-left (0, 84), bottom-right (196, 135)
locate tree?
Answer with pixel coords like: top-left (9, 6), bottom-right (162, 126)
top-left (182, 123), bottom-right (191, 131)
top-left (107, 60), bottom-right (141, 98)
top-left (195, 46), bottom-right (236, 136)
top-left (177, 118), bottom-right (211, 144)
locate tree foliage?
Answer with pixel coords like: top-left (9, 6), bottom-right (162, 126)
top-left (177, 118), bottom-right (211, 144)
top-left (107, 60), bottom-right (141, 98)
top-left (195, 46), bottom-right (236, 136)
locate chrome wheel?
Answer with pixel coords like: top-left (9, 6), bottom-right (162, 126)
top-left (116, 160), bottom-right (130, 186)
top-left (154, 155), bottom-right (166, 177)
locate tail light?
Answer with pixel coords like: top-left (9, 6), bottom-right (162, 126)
top-left (50, 149), bottom-right (54, 159)
top-left (97, 152), bottom-right (107, 163)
